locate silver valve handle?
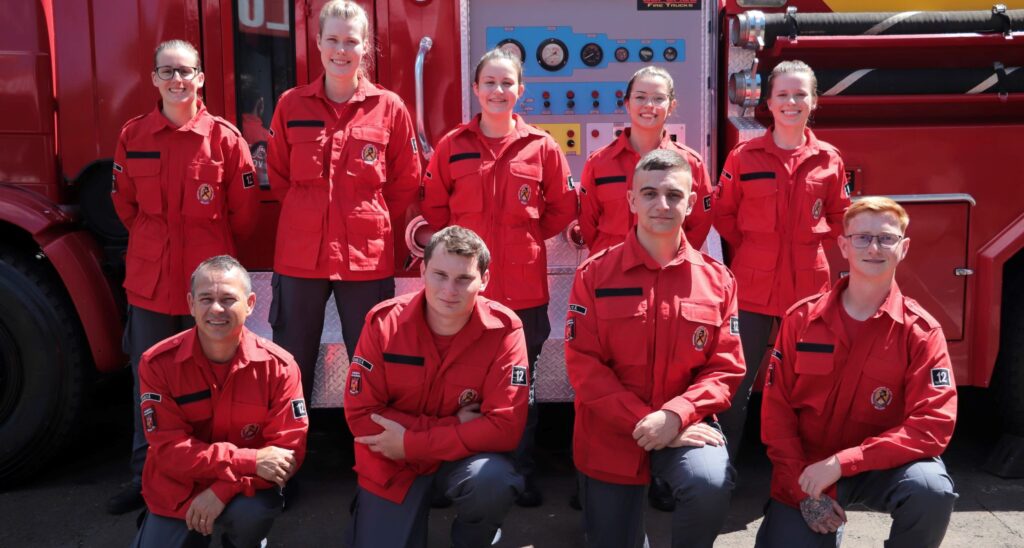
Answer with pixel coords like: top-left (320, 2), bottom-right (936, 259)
top-left (415, 37), bottom-right (435, 161)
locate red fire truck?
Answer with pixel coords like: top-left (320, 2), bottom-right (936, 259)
top-left (1, 0), bottom-right (1022, 484)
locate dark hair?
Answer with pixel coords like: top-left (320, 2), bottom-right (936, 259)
top-left (154, 40), bottom-right (201, 71)
top-left (474, 48), bottom-right (523, 85)
top-left (633, 149), bottom-right (693, 190)
top-left (190, 255), bottom-right (252, 295)
top-left (423, 226), bottom-right (491, 274)
top-left (625, 65), bottom-right (675, 101)
top-left (766, 60), bottom-right (818, 99)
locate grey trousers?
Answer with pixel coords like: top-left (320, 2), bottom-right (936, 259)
top-left (345, 453), bottom-right (524, 548)
top-left (755, 457), bottom-right (958, 548)
top-left (717, 309), bottom-right (777, 460)
top-left (511, 304), bottom-right (551, 479)
top-left (131, 488), bottom-right (283, 548)
top-left (124, 306), bottom-right (194, 486)
top-left (580, 441), bottom-right (735, 548)
top-left (269, 274), bottom-right (395, 403)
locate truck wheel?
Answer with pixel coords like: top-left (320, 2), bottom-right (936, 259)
top-left (0, 247), bottom-right (87, 486)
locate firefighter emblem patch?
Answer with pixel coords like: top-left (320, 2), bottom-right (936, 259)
top-left (348, 371), bottom-right (362, 396)
top-left (361, 143), bottom-right (378, 164)
top-left (565, 317), bottom-right (576, 341)
top-left (811, 198), bottom-right (823, 220)
top-left (871, 386), bottom-right (893, 410)
top-left (766, 362), bottom-right (775, 387)
top-left (197, 183), bottom-right (215, 205)
top-left (693, 326), bottom-right (709, 351)
top-left (143, 407), bottom-right (157, 433)
top-left (518, 183), bottom-right (531, 205)
top-left (458, 389), bottom-right (479, 407)
top-left (241, 423), bottom-right (261, 440)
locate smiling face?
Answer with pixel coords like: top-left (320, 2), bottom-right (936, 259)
top-left (473, 58), bottom-right (523, 118)
top-left (628, 167), bottom-right (695, 237)
top-left (625, 74), bottom-right (676, 132)
top-left (422, 247), bottom-right (489, 327)
top-left (152, 46), bottom-right (204, 108)
top-left (187, 267), bottom-right (255, 346)
top-left (766, 71), bottom-right (816, 131)
top-left (318, 15), bottom-right (367, 82)
top-left (839, 210), bottom-right (910, 281)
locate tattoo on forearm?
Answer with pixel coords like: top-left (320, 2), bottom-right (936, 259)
top-left (800, 495), bottom-right (837, 529)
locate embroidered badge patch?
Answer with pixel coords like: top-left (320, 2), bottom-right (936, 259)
top-left (871, 386), bottom-right (893, 410)
top-left (931, 368), bottom-right (952, 388)
top-left (291, 398), bottom-right (308, 419)
top-left (241, 423), bottom-right (261, 440)
top-left (722, 170), bottom-right (733, 181)
top-left (518, 183), bottom-right (531, 205)
top-left (242, 171), bottom-right (256, 189)
top-left (766, 362), bottom-right (775, 387)
top-left (411, 137), bottom-right (418, 154)
top-left (352, 355), bottom-right (374, 372)
top-left (568, 304), bottom-right (588, 316)
top-left (693, 325), bottom-right (709, 351)
top-left (567, 175), bottom-right (577, 190)
top-left (458, 388), bottom-right (479, 407)
top-left (140, 392), bottom-right (162, 403)
top-left (113, 162), bottom-right (123, 173)
top-left (197, 183), bottom-right (215, 205)
top-left (111, 173), bottom-right (117, 193)
top-left (361, 144), bottom-right (378, 164)
top-left (811, 198), bottom-right (823, 220)
top-left (143, 407), bottom-right (157, 432)
top-left (348, 371), bottom-right (362, 396)
top-left (565, 317), bottom-right (576, 341)
top-left (511, 366), bottom-right (528, 386)
top-left (730, 316), bottom-right (740, 335)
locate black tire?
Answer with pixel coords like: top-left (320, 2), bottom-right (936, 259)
top-left (992, 252), bottom-right (1024, 435)
top-left (0, 247), bottom-right (88, 486)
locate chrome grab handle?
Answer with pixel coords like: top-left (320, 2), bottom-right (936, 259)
top-left (415, 36), bottom-right (434, 160)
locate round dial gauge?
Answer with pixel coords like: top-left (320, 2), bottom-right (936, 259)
top-left (496, 38), bottom-right (526, 63)
top-left (580, 42), bottom-right (603, 67)
top-left (536, 38), bottom-right (569, 72)
top-left (614, 47), bottom-right (629, 62)
top-left (638, 46), bottom-right (654, 62)
top-left (663, 46), bottom-right (678, 62)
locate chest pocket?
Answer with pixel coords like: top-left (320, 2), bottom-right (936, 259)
top-left (595, 291), bottom-right (648, 369)
top-left (505, 161), bottom-right (542, 220)
top-left (851, 354), bottom-right (906, 427)
top-left (791, 343), bottom-right (835, 415)
top-left (382, 352), bottom-right (427, 404)
top-left (287, 122), bottom-right (326, 182)
top-left (449, 157), bottom-right (484, 215)
top-left (126, 155), bottom-right (163, 215)
top-left (231, 402), bottom-right (269, 445)
top-left (594, 175), bottom-right (629, 236)
top-left (670, 302), bottom-right (722, 387)
top-left (175, 389), bottom-right (214, 426)
top-left (738, 172), bottom-right (777, 233)
top-left (802, 176), bottom-right (831, 237)
top-left (183, 162), bottom-right (225, 219)
top-left (347, 125), bottom-right (390, 188)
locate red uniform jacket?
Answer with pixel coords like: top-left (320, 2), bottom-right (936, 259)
top-left (713, 129), bottom-right (850, 317)
top-left (344, 290), bottom-right (529, 503)
top-left (112, 102), bottom-right (258, 315)
top-left (420, 114), bottom-right (577, 311)
top-left (761, 277), bottom-right (957, 508)
top-left (267, 76), bottom-right (420, 280)
top-left (565, 230), bottom-right (745, 485)
top-left (579, 128), bottom-right (714, 254)
top-left (138, 327), bottom-right (308, 519)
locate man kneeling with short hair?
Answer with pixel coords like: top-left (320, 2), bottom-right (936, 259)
top-left (133, 255), bottom-right (308, 548)
top-left (757, 197), bottom-right (958, 547)
top-left (344, 225), bottom-right (528, 548)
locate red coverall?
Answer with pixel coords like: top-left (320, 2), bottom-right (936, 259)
top-left (344, 290), bottom-right (529, 503)
top-left (564, 230), bottom-right (745, 485)
top-left (112, 102), bottom-right (258, 315)
top-left (138, 327), bottom-right (308, 519)
top-left (713, 129), bottom-right (850, 317)
top-left (579, 128), bottom-right (714, 253)
top-left (420, 114), bottom-right (577, 311)
top-left (761, 277), bottom-right (957, 508)
top-left (266, 77), bottom-right (420, 279)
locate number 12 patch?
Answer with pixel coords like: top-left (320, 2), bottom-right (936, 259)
top-left (511, 366), bottom-right (528, 386)
top-left (931, 368), bottom-right (952, 388)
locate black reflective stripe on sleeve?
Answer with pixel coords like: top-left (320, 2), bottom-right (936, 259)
top-left (739, 171), bottom-right (776, 181)
top-left (449, 152), bottom-right (482, 163)
top-left (174, 389), bottom-right (212, 405)
top-left (594, 175), bottom-right (627, 186)
top-left (126, 151), bottom-right (160, 159)
top-left (795, 342), bottom-right (834, 353)
top-left (286, 119), bottom-right (325, 128)
top-left (595, 287), bottom-right (644, 298)
top-left (382, 353), bottom-right (426, 366)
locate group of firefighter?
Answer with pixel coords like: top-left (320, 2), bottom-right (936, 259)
top-left (106, 1), bottom-right (959, 546)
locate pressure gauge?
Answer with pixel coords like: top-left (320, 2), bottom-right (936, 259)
top-left (638, 46), bottom-right (654, 62)
top-left (537, 38), bottom-right (569, 72)
top-left (580, 42), bottom-right (603, 67)
top-left (497, 38), bottom-right (526, 63)
top-left (663, 46), bottom-right (678, 62)
top-left (614, 47), bottom-right (629, 62)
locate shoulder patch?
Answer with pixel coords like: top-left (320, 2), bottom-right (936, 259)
top-left (930, 368), bottom-right (952, 388)
top-left (511, 365), bottom-right (528, 386)
top-left (351, 355), bottom-right (374, 372)
top-left (703, 195), bottom-right (713, 212)
top-left (291, 398), bottom-right (308, 419)
top-left (242, 171), bottom-right (256, 189)
top-left (140, 392), bottom-right (162, 403)
top-left (729, 315), bottom-right (740, 335)
top-left (568, 303), bottom-right (588, 316)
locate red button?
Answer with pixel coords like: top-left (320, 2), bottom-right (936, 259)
top-left (567, 130), bottom-right (575, 137)
top-left (566, 90), bottom-right (575, 99)
top-left (591, 90), bottom-right (600, 98)
top-left (615, 90), bottom-right (624, 98)
top-left (591, 129), bottom-right (599, 138)
top-left (542, 91), bottom-right (550, 99)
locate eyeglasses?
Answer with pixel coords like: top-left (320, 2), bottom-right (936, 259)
top-left (630, 94), bottom-right (670, 106)
top-left (846, 233), bottom-right (903, 249)
top-left (155, 66), bottom-right (201, 80)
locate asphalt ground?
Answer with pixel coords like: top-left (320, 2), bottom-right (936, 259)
top-left (2, 375), bottom-right (1023, 547)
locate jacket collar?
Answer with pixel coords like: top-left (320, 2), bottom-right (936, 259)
top-left (144, 100), bottom-right (213, 136)
top-left (173, 326), bottom-right (271, 366)
top-left (621, 228), bottom-right (705, 271)
top-left (298, 74), bottom-right (383, 103)
top-left (746, 126), bottom-right (821, 156)
top-left (397, 289), bottom-right (507, 334)
top-left (807, 275), bottom-right (906, 326)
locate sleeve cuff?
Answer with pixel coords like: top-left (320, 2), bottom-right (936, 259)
top-left (233, 448), bottom-right (259, 477)
top-left (209, 480), bottom-right (242, 505)
top-left (404, 430), bottom-right (427, 461)
top-left (661, 398), bottom-right (696, 430)
top-left (836, 447), bottom-right (865, 476)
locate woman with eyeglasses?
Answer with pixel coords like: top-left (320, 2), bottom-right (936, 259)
top-left (579, 66), bottom-right (714, 255)
top-left (713, 60), bottom-right (851, 459)
top-left (108, 39), bottom-right (259, 515)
